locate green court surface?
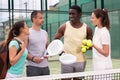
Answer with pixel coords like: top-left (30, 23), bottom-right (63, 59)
top-left (23, 56), bottom-right (120, 76)
top-left (48, 56), bottom-right (120, 74)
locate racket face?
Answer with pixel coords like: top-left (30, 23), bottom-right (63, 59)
top-left (47, 39), bottom-right (63, 56)
top-left (59, 53), bottom-right (76, 64)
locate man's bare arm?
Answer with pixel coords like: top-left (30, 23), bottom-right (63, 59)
top-left (87, 26), bottom-right (93, 40)
top-left (54, 23), bottom-right (66, 39)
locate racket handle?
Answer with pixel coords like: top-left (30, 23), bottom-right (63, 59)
top-left (40, 57), bottom-right (44, 59)
top-left (41, 55), bottom-right (49, 59)
top-left (41, 51), bottom-right (49, 59)
top-left (59, 51), bottom-right (64, 56)
top-left (45, 52), bottom-right (48, 55)
top-left (44, 51), bottom-right (49, 56)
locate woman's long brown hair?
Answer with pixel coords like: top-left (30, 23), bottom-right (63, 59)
top-left (5, 21), bottom-right (25, 46)
top-left (93, 8), bottom-right (110, 30)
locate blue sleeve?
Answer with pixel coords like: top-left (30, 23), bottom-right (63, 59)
top-left (9, 40), bottom-right (20, 50)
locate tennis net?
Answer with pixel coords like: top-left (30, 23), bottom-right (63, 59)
top-left (5, 69), bottom-right (120, 80)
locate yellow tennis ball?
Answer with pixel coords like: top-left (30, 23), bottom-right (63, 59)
top-left (82, 39), bottom-right (87, 45)
top-left (83, 45), bottom-right (89, 49)
top-left (87, 40), bottom-right (92, 47)
top-left (81, 47), bottom-right (87, 53)
top-left (81, 45), bottom-right (89, 49)
top-left (86, 46), bottom-right (90, 49)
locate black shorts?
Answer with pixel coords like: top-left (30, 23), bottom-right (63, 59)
top-left (26, 66), bottom-right (50, 77)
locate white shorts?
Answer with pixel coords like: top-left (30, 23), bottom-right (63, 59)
top-left (5, 72), bottom-right (22, 79)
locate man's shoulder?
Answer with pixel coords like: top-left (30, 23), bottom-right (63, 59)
top-left (60, 22), bottom-right (66, 28)
top-left (82, 23), bottom-right (88, 27)
top-left (83, 23), bottom-right (91, 29)
top-left (41, 29), bottom-right (47, 32)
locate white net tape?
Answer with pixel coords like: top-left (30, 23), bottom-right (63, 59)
top-left (4, 69), bottom-right (120, 80)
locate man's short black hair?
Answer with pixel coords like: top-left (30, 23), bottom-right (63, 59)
top-left (70, 5), bottom-right (82, 14)
top-left (31, 10), bottom-right (43, 22)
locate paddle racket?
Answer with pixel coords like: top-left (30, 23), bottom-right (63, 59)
top-left (42, 39), bottom-right (76, 64)
top-left (41, 39), bottom-right (63, 59)
top-left (59, 53), bottom-right (76, 64)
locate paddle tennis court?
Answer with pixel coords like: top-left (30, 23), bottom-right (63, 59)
top-left (0, 0), bottom-right (120, 79)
